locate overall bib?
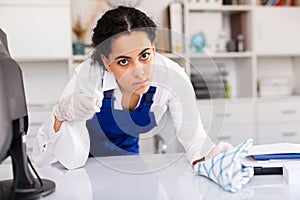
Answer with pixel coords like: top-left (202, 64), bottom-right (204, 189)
top-left (86, 86), bottom-right (157, 156)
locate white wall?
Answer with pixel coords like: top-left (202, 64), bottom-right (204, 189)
top-left (70, 0), bottom-right (175, 43)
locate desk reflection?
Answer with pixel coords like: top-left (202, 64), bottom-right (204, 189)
top-left (42, 167), bottom-right (92, 200)
top-left (2, 154), bottom-right (300, 200)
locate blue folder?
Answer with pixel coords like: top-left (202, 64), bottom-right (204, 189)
top-left (253, 153), bottom-right (300, 160)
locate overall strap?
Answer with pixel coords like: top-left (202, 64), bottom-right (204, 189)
top-left (104, 90), bottom-right (114, 99)
top-left (102, 90), bottom-right (114, 109)
top-left (136, 86), bottom-right (156, 112)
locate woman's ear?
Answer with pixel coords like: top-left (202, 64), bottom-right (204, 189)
top-left (151, 42), bottom-right (156, 50)
top-left (101, 55), bottom-right (112, 72)
top-left (151, 42), bottom-right (156, 55)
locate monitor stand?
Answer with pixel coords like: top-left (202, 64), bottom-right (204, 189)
top-left (0, 130), bottom-right (55, 200)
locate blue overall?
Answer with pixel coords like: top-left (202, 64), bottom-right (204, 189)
top-left (86, 86), bottom-right (157, 157)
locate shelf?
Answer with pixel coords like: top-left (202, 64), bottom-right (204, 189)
top-left (160, 53), bottom-right (187, 59)
top-left (256, 6), bottom-right (300, 10)
top-left (72, 55), bottom-right (89, 62)
top-left (197, 96), bottom-right (300, 104)
top-left (256, 95), bottom-right (300, 103)
top-left (197, 97), bottom-right (255, 104)
top-left (190, 51), bottom-right (253, 59)
top-left (0, 0), bottom-right (70, 6)
top-left (27, 104), bottom-right (54, 112)
top-left (15, 56), bottom-right (70, 62)
top-left (257, 53), bottom-right (300, 58)
top-left (188, 5), bottom-right (252, 13)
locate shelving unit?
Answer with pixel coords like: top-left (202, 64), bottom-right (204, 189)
top-left (167, 0), bottom-right (300, 145)
top-left (252, 3), bottom-right (300, 145)
top-left (187, 4), bottom-right (252, 12)
top-left (183, 0), bottom-right (254, 98)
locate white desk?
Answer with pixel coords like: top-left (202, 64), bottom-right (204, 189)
top-left (1, 153), bottom-right (300, 200)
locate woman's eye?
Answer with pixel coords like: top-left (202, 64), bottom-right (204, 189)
top-left (140, 53), bottom-right (150, 60)
top-left (118, 59), bottom-right (128, 66)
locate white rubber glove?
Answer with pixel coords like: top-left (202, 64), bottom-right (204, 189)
top-left (205, 142), bottom-right (234, 161)
top-left (194, 139), bottom-right (254, 193)
top-left (53, 93), bottom-right (101, 122)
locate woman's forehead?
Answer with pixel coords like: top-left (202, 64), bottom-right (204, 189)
top-left (110, 32), bottom-right (153, 57)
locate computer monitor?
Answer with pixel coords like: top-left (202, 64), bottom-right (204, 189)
top-left (0, 28), bottom-right (55, 199)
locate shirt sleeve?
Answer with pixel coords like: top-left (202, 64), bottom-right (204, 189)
top-left (31, 60), bottom-right (95, 167)
top-left (164, 60), bottom-right (215, 165)
top-left (168, 90), bottom-right (215, 165)
top-left (31, 115), bottom-right (62, 167)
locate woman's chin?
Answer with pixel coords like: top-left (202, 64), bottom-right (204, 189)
top-left (134, 84), bottom-right (151, 95)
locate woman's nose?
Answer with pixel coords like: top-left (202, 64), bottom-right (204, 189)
top-left (132, 65), bottom-right (145, 77)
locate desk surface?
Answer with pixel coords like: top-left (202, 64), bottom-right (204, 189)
top-left (1, 153), bottom-right (300, 200)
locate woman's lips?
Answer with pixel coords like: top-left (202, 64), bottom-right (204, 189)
top-left (133, 79), bottom-right (150, 87)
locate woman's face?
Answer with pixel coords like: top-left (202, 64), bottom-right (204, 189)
top-left (101, 31), bottom-right (155, 95)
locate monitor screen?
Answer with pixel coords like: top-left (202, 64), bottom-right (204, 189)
top-left (0, 29), bottom-right (13, 162)
top-left (0, 58), bottom-right (13, 162)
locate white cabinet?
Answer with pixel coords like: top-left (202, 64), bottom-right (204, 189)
top-left (257, 101), bottom-right (300, 123)
top-left (257, 100), bottom-right (300, 144)
top-left (220, 125), bottom-right (255, 145)
top-left (0, 0), bottom-right (72, 59)
top-left (198, 100), bottom-right (255, 146)
top-left (0, 0), bottom-right (72, 106)
top-left (255, 7), bottom-right (300, 55)
top-left (254, 6), bottom-right (300, 144)
top-left (257, 123), bottom-right (300, 144)
top-left (255, 7), bottom-right (300, 98)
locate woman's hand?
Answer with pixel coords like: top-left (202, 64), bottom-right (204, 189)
top-left (53, 93), bottom-right (100, 122)
top-left (192, 142), bottom-right (233, 168)
top-left (205, 142), bottom-right (234, 161)
top-left (193, 139), bottom-right (254, 192)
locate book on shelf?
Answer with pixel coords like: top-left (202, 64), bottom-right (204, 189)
top-left (230, 12), bottom-right (248, 51)
top-left (223, 0), bottom-right (246, 5)
top-left (168, 2), bottom-right (184, 54)
top-left (156, 10), bottom-right (171, 54)
top-left (258, 0), bottom-right (299, 6)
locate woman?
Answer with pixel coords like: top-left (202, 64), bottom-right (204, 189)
top-left (32, 6), bottom-right (253, 192)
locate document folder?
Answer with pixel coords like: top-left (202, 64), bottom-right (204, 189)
top-left (242, 143), bottom-right (300, 175)
top-left (253, 153), bottom-right (300, 160)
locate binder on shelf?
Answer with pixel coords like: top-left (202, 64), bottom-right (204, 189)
top-left (168, 2), bottom-right (184, 53)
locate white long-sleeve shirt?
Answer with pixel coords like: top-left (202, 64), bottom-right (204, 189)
top-left (32, 53), bottom-right (214, 168)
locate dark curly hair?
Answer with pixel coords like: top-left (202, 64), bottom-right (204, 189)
top-left (91, 6), bottom-right (157, 66)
